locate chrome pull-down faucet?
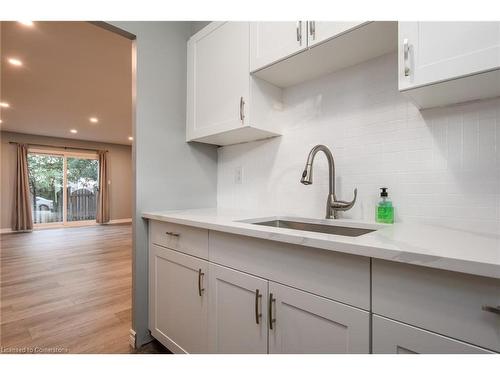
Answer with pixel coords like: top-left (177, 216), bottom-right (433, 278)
top-left (300, 144), bottom-right (357, 219)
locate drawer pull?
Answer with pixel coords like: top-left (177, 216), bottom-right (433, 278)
top-left (239, 96), bottom-right (245, 123)
top-left (482, 305), bottom-right (500, 315)
top-left (403, 38), bottom-right (410, 77)
top-left (255, 289), bottom-right (262, 325)
top-left (198, 268), bottom-right (205, 297)
top-left (309, 21), bottom-right (315, 41)
top-left (165, 231), bottom-right (180, 237)
top-left (296, 21), bottom-right (303, 45)
top-left (269, 293), bottom-right (276, 329)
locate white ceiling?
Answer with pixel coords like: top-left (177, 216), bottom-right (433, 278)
top-left (0, 21), bottom-right (133, 145)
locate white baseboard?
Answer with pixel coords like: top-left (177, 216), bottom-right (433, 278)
top-left (107, 218), bottom-right (132, 224)
top-left (0, 218), bottom-right (131, 234)
top-left (129, 329), bottom-right (136, 349)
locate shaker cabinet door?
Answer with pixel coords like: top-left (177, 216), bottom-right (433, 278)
top-left (307, 21), bottom-right (366, 47)
top-left (187, 22), bottom-right (250, 141)
top-left (149, 245), bottom-right (208, 353)
top-left (268, 282), bottom-right (369, 354)
top-left (250, 21), bottom-right (307, 71)
top-left (208, 264), bottom-right (268, 353)
top-left (373, 315), bottom-right (495, 354)
top-left (399, 21), bottom-right (500, 90)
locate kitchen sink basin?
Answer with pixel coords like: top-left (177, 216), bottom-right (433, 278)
top-left (249, 219), bottom-right (376, 237)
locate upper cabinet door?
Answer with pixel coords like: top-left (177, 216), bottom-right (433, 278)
top-left (307, 21), bottom-right (366, 47)
top-left (208, 264), bottom-right (268, 354)
top-left (250, 22), bottom-right (307, 72)
top-left (399, 22), bottom-right (500, 90)
top-left (187, 22), bottom-right (250, 141)
top-left (268, 282), bottom-right (369, 354)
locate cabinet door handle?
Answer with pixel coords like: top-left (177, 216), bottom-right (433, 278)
top-left (165, 231), bottom-right (180, 237)
top-left (269, 293), bottom-right (276, 329)
top-left (239, 96), bottom-right (245, 123)
top-left (296, 21), bottom-right (302, 45)
top-left (482, 305), bottom-right (500, 315)
top-left (309, 21), bottom-right (315, 41)
top-left (255, 289), bottom-right (262, 324)
top-left (403, 38), bottom-right (410, 77)
top-left (198, 268), bottom-right (205, 296)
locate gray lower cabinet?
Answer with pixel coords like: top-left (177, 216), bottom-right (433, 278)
top-left (208, 263), bottom-right (269, 353)
top-left (372, 259), bottom-right (500, 352)
top-left (148, 220), bottom-right (499, 354)
top-left (372, 315), bottom-right (494, 354)
top-left (269, 282), bottom-right (370, 354)
top-left (149, 244), bottom-right (209, 353)
top-left (207, 263), bottom-right (369, 354)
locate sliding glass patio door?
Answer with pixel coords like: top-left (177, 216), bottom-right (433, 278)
top-left (28, 153), bottom-right (64, 224)
top-left (28, 150), bottom-right (99, 226)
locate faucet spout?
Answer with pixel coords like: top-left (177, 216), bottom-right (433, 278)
top-left (301, 144), bottom-right (335, 196)
top-left (300, 144), bottom-right (357, 219)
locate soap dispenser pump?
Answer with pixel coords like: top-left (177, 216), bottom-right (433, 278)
top-left (376, 187), bottom-right (394, 224)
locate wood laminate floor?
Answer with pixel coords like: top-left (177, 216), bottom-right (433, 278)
top-left (0, 224), bottom-right (136, 354)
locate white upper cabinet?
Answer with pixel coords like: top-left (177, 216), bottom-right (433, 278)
top-left (307, 21), bottom-right (366, 47)
top-left (187, 22), bottom-right (282, 146)
top-left (399, 22), bottom-right (500, 108)
top-left (250, 22), bottom-right (307, 71)
top-left (251, 21), bottom-right (397, 88)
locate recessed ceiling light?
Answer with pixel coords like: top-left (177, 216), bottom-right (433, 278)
top-left (0, 119), bottom-right (3, 124)
top-left (89, 117), bottom-right (99, 123)
top-left (18, 21), bottom-right (34, 27)
top-left (128, 136), bottom-right (133, 141)
top-left (0, 102), bottom-right (10, 108)
top-left (8, 58), bottom-right (23, 66)
top-left (70, 129), bottom-right (78, 134)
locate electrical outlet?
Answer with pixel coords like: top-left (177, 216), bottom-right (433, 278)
top-left (234, 166), bottom-right (243, 184)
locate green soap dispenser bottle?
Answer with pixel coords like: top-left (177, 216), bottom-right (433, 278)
top-left (376, 187), bottom-right (394, 224)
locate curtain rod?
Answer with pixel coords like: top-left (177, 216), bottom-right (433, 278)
top-left (8, 141), bottom-right (108, 153)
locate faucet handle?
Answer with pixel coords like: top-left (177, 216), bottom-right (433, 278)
top-left (332, 188), bottom-right (357, 211)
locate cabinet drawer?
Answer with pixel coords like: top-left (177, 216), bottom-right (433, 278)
top-left (373, 315), bottom-right (494, 354)
top-left (150, 220), bottom-right (208, 259)
top-left (372, 259), bottom-right (500, 352)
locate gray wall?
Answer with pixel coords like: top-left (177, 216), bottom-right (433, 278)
top-left (0, 131), bottom-right (132, 230)
top-left (110, 21), bottom-right (217, 346)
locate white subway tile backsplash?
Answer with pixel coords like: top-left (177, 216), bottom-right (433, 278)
top-left (217, 53), bottom-right (500, 233)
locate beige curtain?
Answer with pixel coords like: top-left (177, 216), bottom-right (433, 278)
top-left (96, 150), bottom-right (110, 223)
top-left (12, 144), bottom-right (33, 231)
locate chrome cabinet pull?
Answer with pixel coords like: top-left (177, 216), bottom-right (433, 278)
top-left (309, 21), bottom-right (315, 41)
top-left (239, 96), bottom-right (245, 123)
top-left (198, 268), bottom-right (205, 296)
top-left (165, 231), bottom-right (180, 237)
top-left (269, 293), bottom-right (276, 329)
top-left (255, 289), bottom-right (262, 324)
top-left (482, 305), bottom-right (500, 315)
top-left (403, 38), bottom-right (410, 77)
top-left (296, 21), bottom-right (302, 45)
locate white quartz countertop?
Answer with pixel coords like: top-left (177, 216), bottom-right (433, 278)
top-left (142, 208), bottom-right (500, 279)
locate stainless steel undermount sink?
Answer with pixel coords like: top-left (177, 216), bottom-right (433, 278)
top-left (242, 217), bottom-right (378, 237)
